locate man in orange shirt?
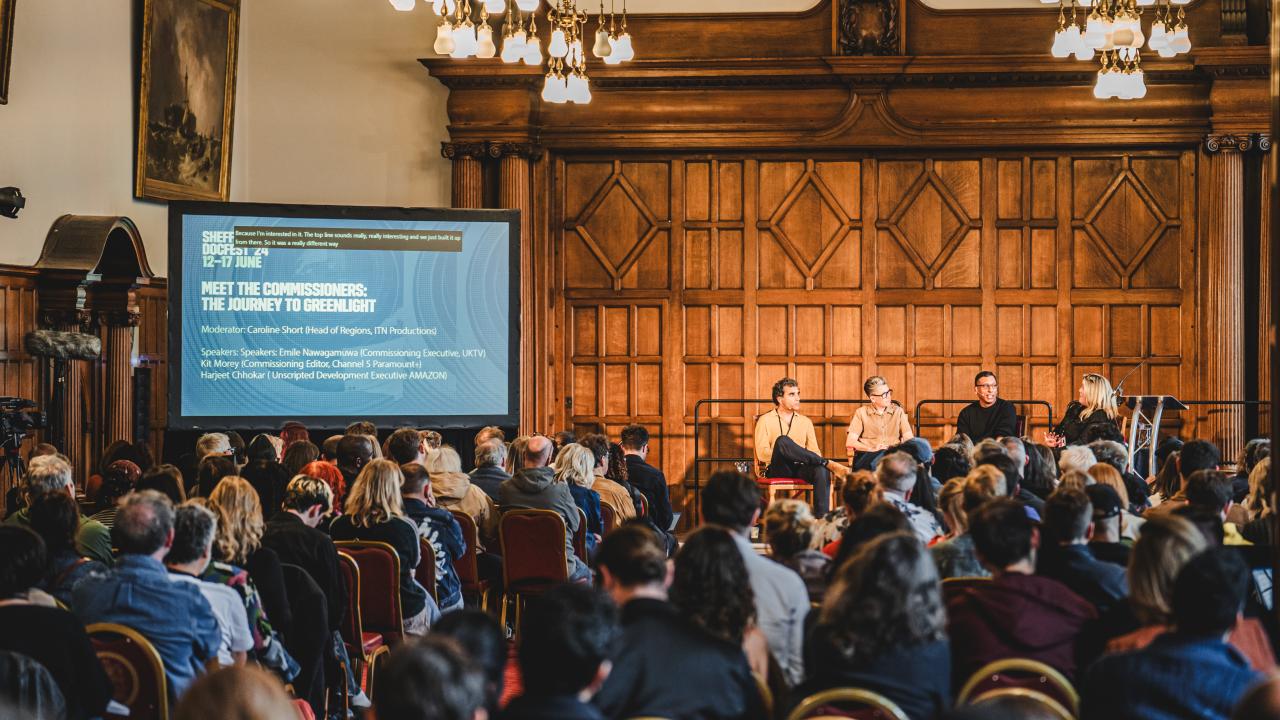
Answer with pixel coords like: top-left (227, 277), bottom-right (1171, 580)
top-left (753, 377), bottom-right (850, 515)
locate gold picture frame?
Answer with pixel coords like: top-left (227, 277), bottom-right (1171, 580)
top-left (136, 0), bottom-right (239, 201)
top-left (0, 0), bottom-right (15, 105)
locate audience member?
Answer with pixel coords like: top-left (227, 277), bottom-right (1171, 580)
top-left (386, 427), bottom-right (428, 465)
top-left (557, 443), bottom-right (604, 554)
top-left (431, 445), bottom-right (500, 551)
top-left (433, 610), bottom-right (507, 718)
top-left (1179, 438), bottom-right (1223, 479)
top-left (1058, 445), bottom-right (1097, 476)
top-left (207, 477), bottom-right (292, 638)
top-left (321, 435), bottom-right (342, 463)
top-left (4, 455), bottom-right (112, 565)
top-left (1234, 438), bottom-right (1271, 504)
top-left (800, 532), bottom-right (950, 720)
top-left (195, 432), bottom-right (233, 463)
top-left (810, 470), bottom-right (880, 554)
top-left (330, 459), bottom-right (437, 634)
top-left (72, 491), bottom-right (221, 700)
top-left (936, 477), bottom-right (965, 542)
top-left (1184, 470), bottom-right (1250, 545)
top-left (1149, 450), bottom-right (1182, 506)
top-left (376, 637), bottom-right (488, 720)
top-left (281, 440), bottom-right (320, 477)
top-left (501, 584), bottom-right (617, 720)
top-left (763, 499), bottom-right (830, 602)
top-left (421, 430), bottom-right (443, 452)
top-left (261, 475), bottom-right (345, 636)
top-left (1024, 443), bottom-right (1059, 499)
top-left (225, 431), bottom-right (248, 465)
top-left (1083, 548), bottom-right (1261, 719)
top-left (195, 455), bottom-right (237, 499)
top-left (166, 503), bottom-right (253, 667)
top-left (946, 498), bottom-right (1096, 682)
top-left (0, 526), bottom-right (112, 720)
top-left (1088, 463), bottom-right (1143, 540)
top-left (931, 471), bottom-right (996, 580)
top-left (621, 425), bottom-right (675, 534)
top-left (701, 470), bottom-right (807, 686)
top-left (829, 503), bottom-right (911, 574)
top-left (299, 460), bottom-right (346, 515)
top-left (469, 438), bottom-right (510, 502)
top-left (948, 433), bottom-right (975, 458)
top-left (670, 526), bottom-right (770, 680)
top-left (26, 492), bottom-right (106, 604)
top-left (975, 448), bottom-right (1044, 517)
top-left (500, 435), bottom-right (589, 583)
top-left (876, 451), bottom-right (942, 543)
top-left (138, 464), bottom-right (186, 505)
top-left (173, 664), bottom-right (299, 720)
top-left (1083, 484), bottom-right (1129, 567)
top-left (1242, 457), bottom-right (1275, 545)
top-left (279, 421), bottom-right (310, 451)
top-left (933, 445), bottom-right (972, 485)
top-left (553, 430), bottom-right (578, 454)
top-left (475, 425), bottom-right (506, 445)
top-left (89, 460), bottom-right (139, 528)
top-left (594, 525), bottom-right (765, 720)
top-left (336, 434), bottom-right (376, 493)
top-left (400, 462), bottom-right (465, 611)
top-left (1037, 487), bottom-right (1128, 612)
top-left (1089, 439), bottom-right (1149, 510)
top-left (1058, 468), bottom-right (1092, 492)
top-left (579, 433), bottom-right (636, 524)
top-left (346, 421), bottom-right (377, 438)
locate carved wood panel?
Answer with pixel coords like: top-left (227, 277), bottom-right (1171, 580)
top-left (552, 151), bottom-right (1198, 518)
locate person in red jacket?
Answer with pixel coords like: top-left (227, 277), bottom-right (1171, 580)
top-left (945, 498), bottom-right (1097, 685)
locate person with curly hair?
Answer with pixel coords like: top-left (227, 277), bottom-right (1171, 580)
top-left (207, 477), bottom-right (292, 641)
top-left (797, 532), bottom-right (950, 719)
top-left (669, 525), bottom-right (771, 681)
top-left (810, 470), bottom-right (881, 553)
top-left (299, 460), bottom-right (346, 517)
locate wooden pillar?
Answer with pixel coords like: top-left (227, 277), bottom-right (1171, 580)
top-left (91, 281), bottom-right (141, 446)
top-left (35, 276), bottom-right (91, 486)
top-left (1260, 138), bottom-right (1273, 435)
top-left (493, 142), bottom-right (541, 433)
top-left (1203, 135), bottom-right (1249, 461)
top-left (443, 142), bottom-right (487, 209)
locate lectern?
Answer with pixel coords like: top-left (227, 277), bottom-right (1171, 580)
top-left (1124, 395), bottom-right (1187, 474)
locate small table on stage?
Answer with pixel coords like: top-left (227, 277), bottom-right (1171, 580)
top-left (1124, 395), bottom-right (1187, 475)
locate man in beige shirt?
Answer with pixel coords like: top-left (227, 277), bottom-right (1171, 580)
top-left (753, 377), bottom-right (850, 514)
top-left (845, 375), bottom-right (914, 470)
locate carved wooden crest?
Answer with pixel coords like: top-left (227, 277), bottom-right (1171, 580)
top-left (837, 0), bottom-right (901, 56)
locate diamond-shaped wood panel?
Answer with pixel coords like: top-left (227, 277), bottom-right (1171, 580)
top-left (1072, 156), bottom-right (1181, 290)
top-left (758, 160), bottom-right (861, 290)
top-left (876, 159), bottom-right (982, 289)
top-left (564, 161), bottom-right (672, 291)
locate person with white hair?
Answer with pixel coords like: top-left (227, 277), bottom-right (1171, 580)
top-left (4, 455), bottom-right (113, 565)
top-left (877, 451), bottom-right (942, 544)
top-left (1058, 446), bottom-right (1097, 476)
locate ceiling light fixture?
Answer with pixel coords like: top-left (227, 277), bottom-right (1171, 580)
top-left (1045, 0), bottom-right (1191, 100)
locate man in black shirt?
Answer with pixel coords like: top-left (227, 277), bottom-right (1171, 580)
top-left (261, 476), bottom-right (345, 634)
top-left (620, 425), bottom-right (674, 533)
top-left (956, 371), bottom-right (1017, 443)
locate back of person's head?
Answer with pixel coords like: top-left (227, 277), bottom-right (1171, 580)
top-left (1042, 487), bottom-right (1092, 544)
top-left (282, 474), bottom-right (334, 514)
top-left (671, 525), bottom-right (754, 644)
top-left (595, 524), bottom-right (667, 588)
top-left (300, 461), bottom-right (345, 513)
top-left (224, 432), bottom-right (247, 465)
top-left (346, 421), bottom-right (377, 438)
top-left (1128, 514), bottom-right (1209, 625)
top-left (375, 636), bottom-right (487, 720)
top-left (948, 432), bottom-right (975, 457)
top-left (701, 470), bottom-right (760, 529)
top-left (522, 435), bottom-right (554, 469)
top-left (173, 664), bottom-right (298, 720)
top-left (1085, 484), bottom-right (1123, 538)
top-left (1173, 547), bottom-right (1249, 637)
top-left (841, 470), bottom-right (881, 515)
top-left (168, 502), bottom-right (217, 566)
top-left (975, 452), bottom-right (1020, 490)
top-left (138, 465), bottom-right (186, 505)
top-left (387, 427), bottom-right (425, 465)
top-left (195, 432), bottom-right (231, 461)
top-left (518, 583), bottom-right (618, 696)
top-left (1087, 440), bottom-right (1128, 474)
top-left (1242, 438), bottom-right (1271, 474)
top-left (1179, 439), bottom-right (1222, 479)
top-left (347, 459), bottom-right (405, 527)
top-left (196, 455), bottom-right (237, 498)
top-left (762, 499), bottom-right (815, 559)
top-left (474, 425), bottom-right (505, 445)
top-left (113, 490), bottom-right (174, 556)
top-left (400, 463), bottom-right (430, 498)
top-left (1058, 445), bottom-right (1097, 475)
top-left (961, 466), bottom-right (1007, 514)
top-left (421, 430), bottom-right (443, 451)
top-left (1057, 468), bottom-right (1092, 492)
top-left (95, 470), bottom-right (135, 512)
top-left (1081, 422), bottom-right (1126, 445)
top-left (1172, 504), bottom-right (1226, 546)
top-left (427, 445), bottom-right (464, 475)
top-left (1087, 462), bottom-right (1130, 509)
top-left (578, 433), bottom-right (610, 469)
top-left (208, 476), bottom-right (265, 564)
top-left (337, 434), bottom-right (376, 470)
top-left (431, 611), bottom-right (506, 717)
top-left (970, 439), bottom-right (1006, 464)
top-left (246, 434), bottom-right (279, 464)
top-left (1185, 469), bottom-right (1234, 514)
top-left (1154, 453), bottom-right (1182, 498)
top-left (281, 441), bottom-right (320, 477)
top-left (26, 491), bottom-right (79, 557)
top-left (279, 421), bottom-right (309, 450)
top-left (28, 442), bottom-right (57, 461)
top-left (0, 526), bottom-right (45, 598)
top-left (955, 695), bottom-right (1072, 720)
top-left (1247, 456), bottom-right (1273, 517)
top-left (938, 478), bottom-right (967, 533)
top-left (968, 497), bottom-right (1034, 570)
top-left (553, 443), bottom-right (596, 489)
top-left (553, 430), bottom-right (577, 452)
top-left (23, 456), bottom-right (71, 500)
top-left (933, 445), bottom-right (972, 484)
top-left (1232, 673), bottom-right (1280, 720)
top-left (876, 451), bottom-right (917, 494)
top-left (832, 503), bottom-right (910, 570)
top-left (620, 424), bottom-right (649, 451)
top-left (821, 532), bottom-right (944, 663)
top-left (606, 443), bottom-right (629, 484)
top-left (998, 437), bottom-right (1027, 471)
top-left (473, 439), bottom-right (506, 470)
top-left (321, 435), bottom-right (342, 462)
top-left (1025, 443), bottom-right (1059, 498)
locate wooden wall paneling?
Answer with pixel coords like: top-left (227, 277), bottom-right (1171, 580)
top-left (136, 283), bottom-right (168, 462)
top-left (0, 270), bottom-right (39, 510)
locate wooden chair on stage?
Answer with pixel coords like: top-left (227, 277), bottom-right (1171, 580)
top-left (449, 509), bottom-right (491, 611)
top-left (86, 622), bottom-right (168, 720)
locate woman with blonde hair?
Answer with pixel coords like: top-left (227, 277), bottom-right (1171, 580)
top-left (763, 498), bottom-right (830, 602)
top-left (1107, 514), bottom-right (1276, 670)
top-left (174, 665), bottom-right (298, 720)
top-left (329, 459), bottom-right (437, 635)
top-left (1044, 373), bottom-right (1121, 447)
top-left (845, 375), bottom-right (914, 470)
top-left (931, 472), bottom-right (998, 579)
top-left (555, 443), bottom-right (603, 554)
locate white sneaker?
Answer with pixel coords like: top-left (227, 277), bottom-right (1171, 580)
top-left (350, 691), bottom-right (372, 709)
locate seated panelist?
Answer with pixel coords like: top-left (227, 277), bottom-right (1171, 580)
top-left (753, 377), bottom-right (849, 515)
top-left (845, 375), bottom-right (914, 471)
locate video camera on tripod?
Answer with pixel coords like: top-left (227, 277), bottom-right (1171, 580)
top-left (0, 397), bottom-right (45, 453)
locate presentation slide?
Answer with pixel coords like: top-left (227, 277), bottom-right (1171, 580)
top-left (169, 203), bottom-right (519, 428)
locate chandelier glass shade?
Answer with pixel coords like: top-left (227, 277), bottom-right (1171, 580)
top-left (403, 0), bottom-right (635, 104)
top-left (1044, 0), bottom-right (1191, 100)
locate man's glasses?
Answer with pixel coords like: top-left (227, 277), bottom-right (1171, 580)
top-left (976, 383), bottom-right (998, 390)
top-left (869, 389), bottom-right (892, 398)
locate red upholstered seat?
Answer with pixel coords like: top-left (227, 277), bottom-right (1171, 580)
top-left (336, 549), bottom-right (392, 703)
top-left (760, 477), bottom-right (810, 485)
top-left (499, 508), bottom-right (570, 632)
top-left (448, 509), bottom-right (491, 610)
top-left (86, 623), bottom-right (168, 720)
top-left (335, 541), bottom-right (405, 646)
top-left (361, 632), bottom-right (384, 655)
top-left (415, 538), bottom-right (439, 603)
top-left (600, 503), bottom-right (617, 534)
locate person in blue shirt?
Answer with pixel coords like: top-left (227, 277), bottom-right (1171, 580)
top-left (1081, 547), bottom-right (1262, 720)
top-left (398, 462), bottom-right (466, 612)
top-left (72, 490), bottom-right (221, 702)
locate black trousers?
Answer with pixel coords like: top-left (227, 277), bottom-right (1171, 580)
top-left (765, 435), bottom-right (831, 515)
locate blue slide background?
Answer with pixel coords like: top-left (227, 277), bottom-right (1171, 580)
top-left (180, 214), bottom-right (510, 418)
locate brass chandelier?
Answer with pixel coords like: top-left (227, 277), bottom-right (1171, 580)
top-left (395, 0), bottom-right (635, 104)
top-left (1045, 0), bottom-right (1192, 100)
